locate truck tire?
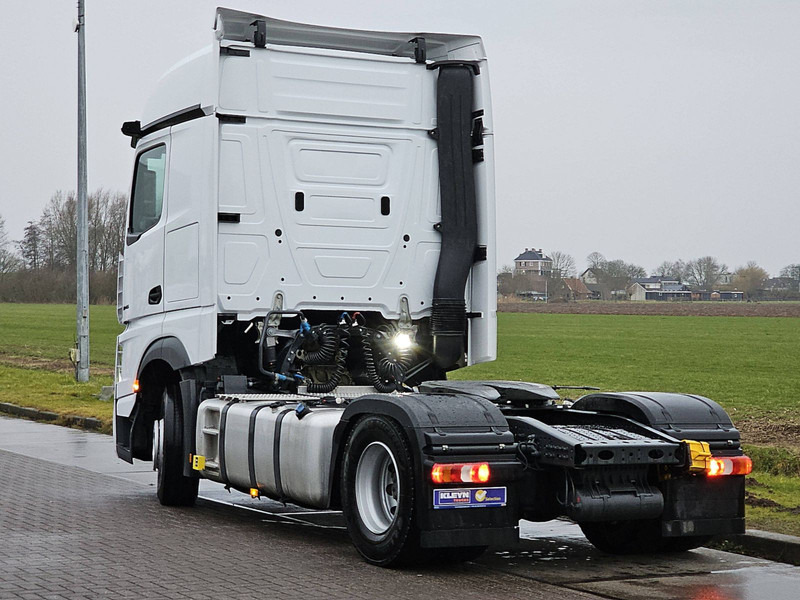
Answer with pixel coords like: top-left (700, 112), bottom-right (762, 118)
top-left (580, 519), bottom-right (663, 554)
top-left (154, 383), bottom-right (198, 506)
top-left (341, 415), bottom-right (421, 566)
top-left (580, 520), bottom-right (711, 554)
top-left (661, 536), bottom-right (713, 553)
top-left (434, 546), bottom-right (488, 563)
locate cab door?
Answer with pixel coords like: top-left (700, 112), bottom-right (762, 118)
top-left (122, 136), bottom-right (169, 323)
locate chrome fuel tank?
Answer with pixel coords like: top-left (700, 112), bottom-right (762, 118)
top-left (196, 397), bottom-right (344, 508)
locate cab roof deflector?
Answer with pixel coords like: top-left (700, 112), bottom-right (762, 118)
top-left (214, 7), bottom-right (484, 62)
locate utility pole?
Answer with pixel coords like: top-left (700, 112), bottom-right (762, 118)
top-left (75, 0), bottom-right (90, 382)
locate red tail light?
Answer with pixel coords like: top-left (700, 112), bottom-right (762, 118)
top-left (707, 455), bottom-right (752, 477)
top-left (431, 462), bottom-right (491, 484)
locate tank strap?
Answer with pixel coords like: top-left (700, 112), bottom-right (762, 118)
top-left (247, 403), bottom-right (273, 489)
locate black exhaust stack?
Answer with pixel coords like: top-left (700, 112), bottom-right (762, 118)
top-left (430, 63), bottom-right (479, 369)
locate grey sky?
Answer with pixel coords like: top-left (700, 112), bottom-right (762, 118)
top-left (1, 1), bottom-right (798, 275)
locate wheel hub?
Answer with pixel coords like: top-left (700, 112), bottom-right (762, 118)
top-left (355, 441), bottom-right (400, 535)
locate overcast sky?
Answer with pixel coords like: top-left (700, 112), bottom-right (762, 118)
top-left (1, 1), bottom-right (798, 275)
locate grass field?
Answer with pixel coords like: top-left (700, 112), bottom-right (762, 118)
top-left (452, 313), bottom-right (800, 420)
top-left (0, 304), bottom-right (119, 425)
top-left (1, 303), bottom-right (798, 533)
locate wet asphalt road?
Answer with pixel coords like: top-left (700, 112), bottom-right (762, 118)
top-left (1, 415), bottom-right (799, 599)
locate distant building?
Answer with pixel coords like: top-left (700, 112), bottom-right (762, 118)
top-left (514, 248), bottom-right (553, 277)
top-left (691, 290), bottom-right (744, 301)
top-left (764, 277), bottom-right (796, 292)
top-left (561, 278), bottom-right (592, 301)
top-left (579, 268), bottom-right (601, 285)
top-left (628, 276), bottom-right (691, 301)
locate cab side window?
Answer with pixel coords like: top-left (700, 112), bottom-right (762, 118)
top-left (129, 145), bottom-right (166, 237)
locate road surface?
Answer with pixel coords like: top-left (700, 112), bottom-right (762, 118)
top-left (1, 415), bottom-right (798, 600)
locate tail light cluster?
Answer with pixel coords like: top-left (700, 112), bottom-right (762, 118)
top-left (684, 439), bottom-right (752, 477)
top-left (431, 462), bottom-right (491, 484)
top-left (707, 455), bottom-right (752, 477)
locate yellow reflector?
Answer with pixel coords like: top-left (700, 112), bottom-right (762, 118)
top-left (684, 439), bottom-right (712, 472)
top-left (250, 488), bottom-right (260, 498)
top-left (191, 454), bottom-right (206, 471)
top-left (132, 379), bottom-right (140, 393)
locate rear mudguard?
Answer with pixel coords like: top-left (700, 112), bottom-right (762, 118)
top-left (572, 391), bottom-right (745, 536)
top-left (572, 392), bottom-right (741, 452)
top-left (334, 393), bottom-right (519, 548)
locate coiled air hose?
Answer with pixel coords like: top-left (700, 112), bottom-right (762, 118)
top-left (305, 327), bottom-right (349, 394)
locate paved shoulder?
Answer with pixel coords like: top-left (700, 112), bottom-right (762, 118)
top-left (0, 449), bottom-right (597, 600)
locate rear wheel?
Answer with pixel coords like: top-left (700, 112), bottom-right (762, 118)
top-left (661, 535), bottom-right (713, 552)
top-left (341, 415), bottom-right (420, 566)
top-left (580, 520), bottom-right (711, 554)
top-left (434, 545), bottom-right (488, 563)
top-left (154, 383), bottom-right (198, 506)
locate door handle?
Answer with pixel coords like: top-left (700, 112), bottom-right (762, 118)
top-left (148, 285), bottom-right (162, 305)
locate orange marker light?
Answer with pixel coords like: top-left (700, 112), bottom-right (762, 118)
top-left (431, 464), bottom-right (444, 484)
top-left (708, 458), bottom-right (725, 476)
top-left (132, 379), bottom-right (140, 393)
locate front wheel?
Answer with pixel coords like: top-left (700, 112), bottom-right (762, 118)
top-left (341, 415), bottom-right (420, 566)
top-left (154, 383), bottom-right (198, 506)
top-left (580, 520), bottom-right (711, 554)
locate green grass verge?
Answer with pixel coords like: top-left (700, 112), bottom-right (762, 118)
top-left (0, 365), bottom-right (113, 422)
top-left (744, 472), bottom-right (800, 537)
top-left (0, 303), bottom-right (120, 429)
top-left (0, 303), bottom-right (121, 367)
top-left (743, 445), bottom-right (800, 477)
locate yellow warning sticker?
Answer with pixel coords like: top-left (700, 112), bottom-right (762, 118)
top-left (192, 454), bottom-right (206, 471)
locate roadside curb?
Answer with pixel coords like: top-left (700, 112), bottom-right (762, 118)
top-left (0, 402), bottom-right (104, 431)
top-left (714, 530), bottom-right (800, 566)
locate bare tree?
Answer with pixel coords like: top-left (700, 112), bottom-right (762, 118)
top-left (653, 260), bottom-right (687, 280)
top-left (685, 256), bottom-right (727, 290)
top-left (0, 215), bottom-right (21, 276)
top-left (586, 252), bottom-right (606, 271)
top-left (89, 189), bottom-right (127, 272)
top-left (549, 251), bottom-right (576, 279)
top-left (39, 190), bottom-right (77, 269)
top-left (34, 189), bottom-right (126, 273)
top-left (733, 261), bottom-right (768, 299)
top-left (602, 259), bottom-right (646, 280)
top-left (780, 264), bottom-right (800, 291)
top-left (0, 215), bottom-right (6, 247)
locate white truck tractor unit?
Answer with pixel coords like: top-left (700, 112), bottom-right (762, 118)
top-left (115, 8), bottom-right (751, 566)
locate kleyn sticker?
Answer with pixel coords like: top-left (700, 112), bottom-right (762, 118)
top-left (433, 487), bottom-right (507, 509)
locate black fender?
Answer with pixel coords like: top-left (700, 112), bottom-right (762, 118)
top-left (117, 337), bottom-right (194, 463)
top-left (138, 336), bottom-right (191, 377)
top-left (572, 392), bottom-right (740, 452)
top-left (328, 392), bottom-right (514, 511)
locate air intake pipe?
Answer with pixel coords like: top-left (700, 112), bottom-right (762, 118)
top-left (430, 64), bottom-right (478, 369)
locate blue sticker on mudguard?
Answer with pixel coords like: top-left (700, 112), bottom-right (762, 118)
top-left (433, 487), bottom-right (507, 509)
